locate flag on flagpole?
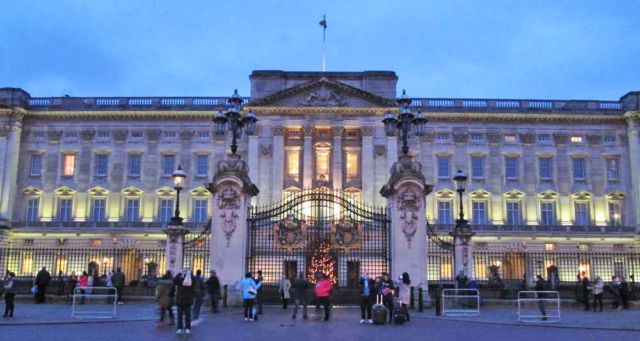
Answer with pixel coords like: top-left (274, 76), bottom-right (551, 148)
top-left (319, 15), bottom-right (327, 29)
top-left (319, 15), bottom-right (327, 72)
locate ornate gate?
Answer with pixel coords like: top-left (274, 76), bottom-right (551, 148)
top-left (247, 188), bottom-right (390, 287)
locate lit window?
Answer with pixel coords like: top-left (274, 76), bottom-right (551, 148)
top-left (437, 201), bottom-right (453, 225)
top-left (573, 158), bottom-right (586, 180)
top-left (162, 155), bottom-right (175, 176)
top-left (129, 154), bottom-right (142, 177)
top-left (608, 202), bottom-right (623, 226)
top-left (125, 199), bottom-right (140, 222)
top-left (471, 157), bottom-right (484, 178)
top-left (472, 201), bottom-right (487, 225)
top-left (346, 152), bottom-right (359, 178)
top-left (159, 199), bottom-right (174, 222)
top-left (606, 158), bottom-right (619, 181)
top-left (505, 157), bottom-right (519, 179)
top-left (545, 243), bottom-right (555, 251)
top-left (437, 157), bottom-right (450, 178)
top-left (287, 150), bottom-right (300, 177)
top-left (571, 136), bottom-right (583, 143)
top-left (506, 201), bottom-right (521, 225)
top-left (539, 157), bottom-right (553, 180)
top-left (579, 244), bottom-right (590, 251)
top-left (62, 154), bottom-right (75, 176)
top-left (58, 199), bottom-right (73, 222)
top-left (30, 154), bottom-right (42, 176)
top-left (504, 135), bottom-right (517, 142)
top-left (91, 199), bottom-right (106, 222)
top-left (196, 155), bottom-right (209, 177)
top-left (25, 198), bottom-right (39, 222)
top-left (193, 199), bottom-right (208, 223)
top-left (540, 202), bottom-right (556, 226)
top-left (315, 148), bottom-right (330, 183)
top-left (94, 154), bottom-right (108, 177)
top-left (574, 202), bottom-right (590, 226)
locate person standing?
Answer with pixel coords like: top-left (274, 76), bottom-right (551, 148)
top-left (66, 272), bottom-right (78, 304)
top-left (56, 271), bottom-right (65, 296)
top-left (255, 270), bottom-right (264, 315)
top-left (358, 272), bottom-right (376, 324)
top-left (34, 266), bottom-right (51, 303)
top-left (240, 272), bottom-right (261, 321)
top-left (535, 275), bottom-right (547, 321)
top-left (112, 268), bottom-right (126, 304)
top-left (592, 276), bottom-right (604, 312)
top-left (379, 273), bottom-right (395, 323)
top-left (315, 273), bottom-right (333, 321)
top-left (206, 270), bottom-right (221, 313)
top-left (174, 269), bottom-right (198, 335)
top-left (455, 270), bottom-right (469, 290)
top-left (192, 270), bottom-right (205, 320)
top-left (155, 271), bottom-right (175, 327)
top-left (397, 272), bottom-right (411, 322)
top-left (292, 272), bottom-right (309, 320)
top-left (2, 272), bottom-right (15, 318)
top-left (580, 272), bottom-right (590, 311)
top-left (620, 276), bottom-right (630, 309)
top-left (279, 275), bottom-right (291, 309)
top-left (78, 271), bottom-right (89, 304)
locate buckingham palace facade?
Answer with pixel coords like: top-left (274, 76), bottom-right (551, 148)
top-left (1, 70), bottom-right (639, 287)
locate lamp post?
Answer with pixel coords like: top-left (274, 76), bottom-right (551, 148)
top-left (171, 165), bottom-right (186, 226)
top-left (213, 89), bottom-right (258, 156)
top-left (382, 89), bottom-right (427, 155)
top-left (451, 169), bottom-right (475, 279)
top-left (164, 165), bottom-right (188, 276)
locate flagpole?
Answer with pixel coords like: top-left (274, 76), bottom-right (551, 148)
top-left (320, 15), bottom-right (326, 72)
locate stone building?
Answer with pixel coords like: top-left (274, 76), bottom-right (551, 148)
top-left (0, 70), bottom-right (639, 287)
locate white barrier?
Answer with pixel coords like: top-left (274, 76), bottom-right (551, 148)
top-left (517, 291), bottom-right (560, 323)
top-left (71, 286), bottom-right (118, 319)
top-left (442, 288), bottom-right (480, 316)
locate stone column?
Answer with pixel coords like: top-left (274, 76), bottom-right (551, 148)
top-left (164, 225), bottom-right (189, 276)
top-left (0, 110), bottom-right (24, 226)
top-left (625, 112), bottom-right (640, 230)
top-left (247, 127), bottom-right (261, 205)
top-left (452, 225), bottom-right (475, 280)
top-left (331, 126), bottom-right (344, 190)
top-left (381, 155), bottom-right (433, 291)
top-left (302, 126), bottom-right (314, 189)
top-left (208, 155), bottom-right (259, 305)
top-left (272, 126), bottom-right (285, 203)
top-left (386, 136), bottom-right (398, 175)
top-left (361, 126), bottom-right (375, 203)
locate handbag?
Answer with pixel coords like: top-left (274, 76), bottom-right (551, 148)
top-left (248, 287), bottom-right (257, 295)
top-left (31, 285), bottom-right (39, 294)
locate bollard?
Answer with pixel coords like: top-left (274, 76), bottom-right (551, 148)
top-left (435, 287), bottom-right (442, 316)
top-left (223, 285), bottom-right (228, 308)
top-left (418, 287), bottom-right (424, 312)
top-left (410, 286), bottom-right (415, 310)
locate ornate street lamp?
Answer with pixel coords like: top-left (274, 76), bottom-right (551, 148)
top-left (213, 89), bottom-right (258, 155)
top-left (171, 165), bottom-right (187, 226)
top-left (453, 169), bottom-right (468, 223)
top-left (382, 89), bottom-right (427, 156)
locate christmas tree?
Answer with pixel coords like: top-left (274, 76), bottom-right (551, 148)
top-left (306, 241), bottom-right (337, 284)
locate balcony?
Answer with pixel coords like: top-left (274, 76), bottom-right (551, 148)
top-left (430, 224), bottom-right (637, 236)
top-left (10, 221), bottom-right (208, 233)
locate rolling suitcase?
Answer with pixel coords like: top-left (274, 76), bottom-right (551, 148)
top-left (393, 299), bottom-right (407, 325)
top-left (372, 295), bottom-right (387, 325)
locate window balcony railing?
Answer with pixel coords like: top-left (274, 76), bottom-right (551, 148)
top-left (430, 224), bottom-right (636, 235)
top-left (11, 221), bottom-right (207, 230)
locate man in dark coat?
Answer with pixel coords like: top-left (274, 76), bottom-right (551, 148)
top-left (174, 270), bottom-right (199, 334)
top-left (192, 270), bottom-right (205, 320)
top-left (292, 272), bottom-right (310, 319)
top-left (535, 275), bottom-right (548, 321)
top-left (255, 270), bottom-right (264, 315)
top-left (580, 272), bottom-right (590, 311)
top-left (205, 270), bottom-right (221, 313)
top-left (112, 268), bottom-right (126, 304)
top-left (35, 267), bottom-right (51, 303)
top-left (358, 272), bottom-right (376, 323)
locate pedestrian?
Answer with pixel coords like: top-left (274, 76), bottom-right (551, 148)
top-left (611, 276), bottom-right (622, 309)
top-left (66, 272), bottom-right (78, 304)
top-left (174, 269), bottom-right (198, 335)
top-left (315, 273), bottom-right (333, 321)
top-left (292, 272), bottom-right (309, 320)
top-left (580, 272), bottom-right (590, 311)
top-left (455, 270), bottom-right (469, 289)
top-left (56, 271), bottom-right (65, 296)
top-left (620, 276), bottom-right (630, 309)
top-left (105, 270), bottom-right (114, 288)
top-left (279, 275), bottom-right (291, 309)
top-left (112, 267), bottom-right (126, 304)
top-left (34, 266), bottom-right (51, 303)
top-left (240, 272), bottom-right (261, 321)
top-left (87, 270), bottom-right (94, 294)
top-left (535, 275), bottom-right (547, 321)
top-left (592, 276), bottom-right (604, 312)
top-left (397, 272), bottom-right (411, 322)
top-left (358, 272), bottom-right (375, 324)
top-left (2, 272), bottom-right (15, 318)
top-left (255, 270), bottom-right (264, 315)
top-left (379, 272), bottom-right (395, 323)
top-left (78, 271), bottom-right (89, 304)
top-left (192, 270), bottom-right (205, 320)
top-left (155, 270), bottom-right (175, 327)
top-left (205, 270), bottom-right (221, 313)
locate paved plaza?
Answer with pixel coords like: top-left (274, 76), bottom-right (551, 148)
top-left (1, 303), bottom-right (638, 341)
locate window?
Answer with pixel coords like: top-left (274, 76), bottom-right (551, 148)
top-left (162, 131), bottom-right (177, 139)
top-left (162, 155), bottom-right (175, 176)
top-left (129, 154), bottom-right (142, 177)
top-left (545, 243), bottom-right (556, 251)
top-left (471, 157), bottom-right (484, 179)
top-left (506, 202), bottom-right (521, 225)
top-left (62, 154), bottom-right (75, 176)
top-left (504, 134), bottom-right (517, 142)
top-left (196, 155), bottom-right (209, 177)
top-left (346, 152), bottom-right (359, 178)
top-left (606, 158), bottom-right (619, 181)
top-left (287, 150), bottom-right (300, 178)
top-left (64, 132), bottom-right (77, 139)
top-left (95, 154), bottom-right (108, 177)
top-left (470, 133), bottom-right (484, 142)
top-left (608, 202), bottom-right (622, 226)
top-left (159, 199), bottom-right (174, 223)
top-left (315, 147), bottom-right (330, 182)
top-left (573, 158), bottom-right (586, 180)
top-left (571, 136), bottom-right (583, 143)
top-left (125, 199), bottom-right (140, 222)
top-left (30, 154), bottom-right (42, 176)
top-left (539, 157), bottom-right (553, 180)
top-left (537, 134), bottom-right (551, 143)
top-left (437, 201), bottom-right (453, 225)
top-left (91, 199), bottom-right (106, 222)
top-left (25, 198), bottom-right (39, 222)
top-left (33, 131), bottom-right (46, 140)
top-left (436, 133), bottom-right (449, 141)
top-left (130, 131), bottom-right (143, 139)
top-left (193, 199), bottom-right (208, 223)
top-left (97, 131), bottom-right (111, 140)
top-left (604, 135), bottom-right (616, 143)
top-left (58, 199), bottom-right (73, 222)
top-left (574, 202), bottom-right (590, 226)
top-left (472, 201), bottom-right (487, 225)
top-left (197, 131), bottom-right (210, 139)
top-left (505, 157), bottom-right (519, 179)
top-left (540, 202), bottom-right (556, 226)
top-left (437, 156), bottom-right (450, 178)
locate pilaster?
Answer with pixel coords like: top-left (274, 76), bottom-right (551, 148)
top-left (361, 126), bottom-right (375, 203)
top-left (624, 112), bottom-right (640, 230)
top-left (331, 126), bottom-right (344, 190)
top-left (302, 126), bottom-right (314, 189)
top-left (0, 109), bottom-right (25, 226)
top-left (271, 126), bottom-right (285, 203)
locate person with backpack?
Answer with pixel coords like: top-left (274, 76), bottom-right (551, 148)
top-left (240, 272), bottom-right (262, 321)
top-left (155, 271), bottom-right (175, 327)
top-left (174, 269), bottom-right (198, 335)
top-left (358, 272), bottom-right (376, 324)
top-left (292, 272), bottom-right (309, 319)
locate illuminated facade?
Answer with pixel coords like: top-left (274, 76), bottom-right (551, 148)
top-left (0, 70), bottom-right (639, 285)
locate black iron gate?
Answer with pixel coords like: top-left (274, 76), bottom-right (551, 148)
top-left (247, 188), bottom-right (390, 287)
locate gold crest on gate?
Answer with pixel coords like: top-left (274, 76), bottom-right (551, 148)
top-left (274, 214), bottom-right (307, 253)
top-left (331, 218), bottom-right (363, 252)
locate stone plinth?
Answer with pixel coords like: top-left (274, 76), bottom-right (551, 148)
top-left (164, 225), bottom-right (188, 276)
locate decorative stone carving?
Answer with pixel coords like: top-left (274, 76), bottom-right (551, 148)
top-left (298, 86), bottom-right (348, 107)
top-left (381, 155), bottom-right (432, 197)
top-left (146, 129), bottom-right (161, 142)
top-left (331, 126), bottom-right (345, 138)
top-left (331, 218), bottom-right (363, 252)
top-left (519, 133), bottom-right (535, 145)
top-left (113, 129), bottom-right (128, 142)
top-left (80, 130), bottom-right (95, 141)
top-left (180, 130), bottom-right (195, 142)
top-left (302, 126), bottom-right (314, 138)
top-left (452, 131), bottom-right (468, 144)
top-left (361, 126), bottom-right (375, 137)
top-left (486, 132), bottom-right (501, 144)
top-left (47, 130), bottom-right (63, 142)
top-left (587, 134), bottom-right (602, 146)
top-left (374, 145), bottom-right (386, 158)
top-left (271, 125), bottom-right (285, 136)
top-left (217, 186), bottom-right (240, 247)
top-left (208, 155), bottom-right (259, 197)
top-left (397, 188), bottom-right (420, 248)
top-left (553, 133), bottom-right (569, 145)
top-left (260, 144), bottom-right (273, 157)
top-left (274, 214), bottom-right (307, 252)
